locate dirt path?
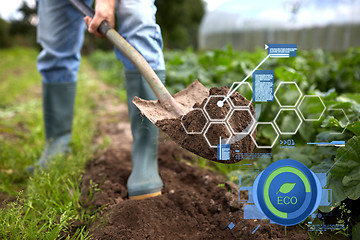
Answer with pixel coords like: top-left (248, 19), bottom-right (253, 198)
top-left (78, 87), bottom-right (311, 240)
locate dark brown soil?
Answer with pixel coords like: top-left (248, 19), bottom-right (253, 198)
top-left (181, 109), bottom-right (208, 133)
top-left (81, 141), bottom-right (309, 240)
top-left (156, 86), bottom-right (256, 163)
top-left (227, 110), bottom-right (254, 134)
top-left (78, 97), bottom-right (311, 240)
top-left (205, 123), bottom-right (232, 146)
top-left (203, 95), bottom-right (231, 120)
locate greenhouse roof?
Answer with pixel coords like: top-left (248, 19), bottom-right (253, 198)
top-left (200, 0), bottom-right (360, 35)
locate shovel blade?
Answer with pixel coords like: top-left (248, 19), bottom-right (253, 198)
top-left (133, 80), bottom-right (256, 163)
top-left (133, 80), bottom-right (209, 124)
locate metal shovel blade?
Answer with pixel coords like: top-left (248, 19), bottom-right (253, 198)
top-left (133, 80), bottom-right (208, 124)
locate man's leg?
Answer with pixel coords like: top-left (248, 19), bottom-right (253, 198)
top-left (35, 0), bottom-right (91, 169)
top-left (115, 0), bottom-right (165, 199)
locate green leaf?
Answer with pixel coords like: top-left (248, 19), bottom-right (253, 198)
top-left (352, 222), bottom-right (360, 240)
top-left (329, 136), bottom-right (360, 202)
top-left (321, 116), bottom-right (346, 129)
top-left (277, 183), bottom-right (296, 194)
top-left (347, 121), bottom-right (360, 136)
top-left (340, 93), bottom-right (360, 104)
top-left (342, 167), bottom-right (360, 200)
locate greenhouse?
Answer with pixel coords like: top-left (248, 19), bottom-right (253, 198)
top-left (199, 0), bottom-right (360, 51)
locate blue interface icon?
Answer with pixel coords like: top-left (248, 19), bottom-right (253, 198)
top-left (253, 70), bottom-right (274, 102)
top-left (252, 159), bottom-right (322, 226)
top-left (266, 44), bottom-right (297, 57)
top-left (217, 144), bottom-right (230, 160)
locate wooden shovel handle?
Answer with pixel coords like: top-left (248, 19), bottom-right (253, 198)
top-left (68, 0), bottom-right (185, 116)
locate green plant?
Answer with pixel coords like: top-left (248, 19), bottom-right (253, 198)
top-left (335, 203), bottom-right (351, 237)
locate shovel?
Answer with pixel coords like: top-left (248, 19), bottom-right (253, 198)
top-left (69, 0), bottom-right (256, 163)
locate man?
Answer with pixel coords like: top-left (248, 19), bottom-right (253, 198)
top-left (35, 0), bottom-right (164, 200)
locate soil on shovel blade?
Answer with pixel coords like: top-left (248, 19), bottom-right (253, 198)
top-left (77, 95), bottom-right (311, 240)
top-left (156, 86), bottom-right (256, 163)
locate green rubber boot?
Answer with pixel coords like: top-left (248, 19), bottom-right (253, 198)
top-left (125, 70), bottom-right (165, 200)
top-left (29, 82), bottom-right (76, 171)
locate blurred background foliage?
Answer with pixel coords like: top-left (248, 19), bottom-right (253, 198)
top-left (155, 0), bottom-right (205, 49)
top-left (0, 2), bottom-right (37, 49)
top-left (0, 0), bottom-right (205, 51)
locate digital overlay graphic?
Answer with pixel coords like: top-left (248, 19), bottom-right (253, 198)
top-left (252, 159), bottom-right (322, 226)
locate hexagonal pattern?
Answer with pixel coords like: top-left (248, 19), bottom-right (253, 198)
top-left (181, 108), bottom-right (208, 134)
top-left (323, 108), bottom-right (350, 134)
top-left (297, 95), bottom-right (326, 121)
top-left (227, 109), bottom-right (255, 135)
top-left (178, 82), bottom-right (323, 149)
top-left (250, 122), bottom-right (279, 148)
top-left (228, 82), bottom-right (253, 108)
top-left (204, 122), bottom-right (232, 148)
top-left (203, 95), bottom-right (232, 121)
top-left (274, 82), bottom-right (303, 107)
top-left (273, 109), bottom-right (303, 135)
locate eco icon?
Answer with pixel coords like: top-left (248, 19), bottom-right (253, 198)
top-left (252, 159), bottom-right (322, 226)
top-left (276, 183), bottom-right (296, 194)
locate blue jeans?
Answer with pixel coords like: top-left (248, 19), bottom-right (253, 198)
top-left (37, 0), bottom-right (165, 83)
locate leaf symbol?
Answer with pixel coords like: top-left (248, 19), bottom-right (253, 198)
top-left (276, 183), bottom-right (296, 194)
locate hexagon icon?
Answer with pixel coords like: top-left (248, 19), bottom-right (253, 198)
top-left (204, 95), bottom-right (232, 121)
top-left (181, 108), bottom-right (208, 134)
top-left (273, 109), bottom-right (303, 135)
top-left (227, 109), bottom-right (255, 135)
top-left (250, 122), bottom-right (279, 148)
top-left (204, 122), bottom-right (232, 148)
top-left (322, 108), bottom-right (350, 134)
top-left (228, 82), bottom-right (253, 108)
top-left (298, 95), bottom-right (326, 121)
top-left (274, 82), bottom-right (302, 107)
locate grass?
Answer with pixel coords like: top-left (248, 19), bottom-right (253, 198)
top-left (0, 47), bottom-right (40, 107)
top-left (87, 50), bottom-right (127, 102)
top-left (0, 47), bottom-right (110, 239)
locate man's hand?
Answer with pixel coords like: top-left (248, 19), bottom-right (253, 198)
top-left (84, 0), bottom-right (115, 38)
